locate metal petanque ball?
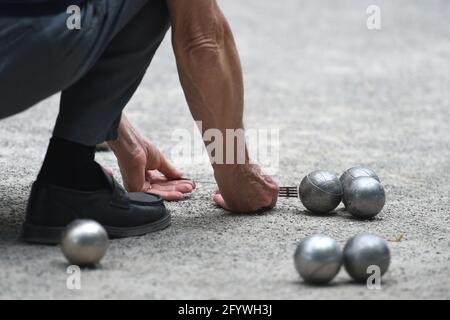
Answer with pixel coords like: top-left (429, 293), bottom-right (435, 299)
top-left (343, 233), bottom-right (391, 283)
top-left (346, 177), bottom-right (385, 219)
top-left (61, 219), bottom-right (109, 267)
top-left (340, 166), bottom-right (380, 207)
top-left (294, 234), bottom-right (343, 284)
top-left (299, 170), bottom-right (343, 214)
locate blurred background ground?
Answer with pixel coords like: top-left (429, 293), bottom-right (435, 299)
top-left (0, 0), bottom-right (449, 299)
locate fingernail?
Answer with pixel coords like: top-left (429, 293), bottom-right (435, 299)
top-left (180, 185), bottom-right (192, 193)
top-left (178, 177), bottom-right (196, 189)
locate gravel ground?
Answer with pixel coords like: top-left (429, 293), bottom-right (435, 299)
top-left (0, 0), bottom-right (449, 299)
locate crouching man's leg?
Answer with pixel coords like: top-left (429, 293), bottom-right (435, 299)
top-left (22, 0), bottom-right (174, 244)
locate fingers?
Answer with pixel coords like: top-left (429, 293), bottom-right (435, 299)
top-left (146, 170), bottom-right (165, 182)
top-left (263, 175), bottom-right (280, 208)
top-left (146, 171), bottom-right (196, 189)
top-left (152, 183), bottom-right (194, 194)
top-left (148, 174), bottom-right (195, 201)
top-left (149, 189), bottom-right (186, 201)
top-left (213, 193), bottom-right (231, 211)
top-left (171, 177), bottom-right (197, 190)
top-left (157, 152), bottom-right (183, 179)
top-left (214, 176), bottom-right (278, 213)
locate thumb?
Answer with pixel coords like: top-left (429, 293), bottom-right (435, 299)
top-left (157, 152), bottom-right (183, 179)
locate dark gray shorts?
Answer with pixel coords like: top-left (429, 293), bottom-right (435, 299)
top-left (0, 0), bottom-right (170, 145)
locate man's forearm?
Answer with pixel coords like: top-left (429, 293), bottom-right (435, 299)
top-left (166, 0), bottom-right (279, 212)
top-left (167, 0), bottom-right (249, 166)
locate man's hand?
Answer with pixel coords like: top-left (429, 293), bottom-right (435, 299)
top-left (108, 115), bottom-right (195, 200)
top-left (213, 164), bottom-right (279, 213)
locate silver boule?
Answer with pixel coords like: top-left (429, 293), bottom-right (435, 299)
top-left (294, 234), bottom-right (343, 284)
top-left (343, 233), bottom-right (391, 283)
top-left (346, 177), bottom-right (385, 219)
top-left (299, 170), bottom-right (343, 214)
top-left (340, 166), bottom-right (380, 207)
top-left (61, 219), bottom-right (109, 267)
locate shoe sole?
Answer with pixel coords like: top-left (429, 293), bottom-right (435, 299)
top-left (21, 212), bottom-right (171, 245)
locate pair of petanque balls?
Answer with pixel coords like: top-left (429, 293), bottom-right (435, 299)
top-left (299, 166), bottom-right (386, 219)
top-left (294, 233), bottom-right (391, 284)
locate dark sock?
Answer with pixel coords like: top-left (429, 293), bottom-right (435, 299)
top-left (37, 137), bottom-right (107, 191)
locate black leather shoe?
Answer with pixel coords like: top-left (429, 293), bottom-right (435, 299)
top-left (22, 166), bottom-right (171, 244)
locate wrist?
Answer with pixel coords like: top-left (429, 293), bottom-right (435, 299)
top-left (108, 116), bottom-right (142, 158)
